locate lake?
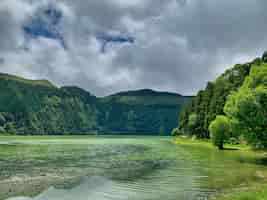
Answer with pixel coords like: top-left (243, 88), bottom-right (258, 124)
top-left (0, 136), bottom-right (267, 200)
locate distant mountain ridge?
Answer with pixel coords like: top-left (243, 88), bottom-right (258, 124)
top-left (0, 73), bottom-right (192, 135)
top-left (101, 89), bottom-right (191, 106)
top-left (109, 89), bottom-right (184, 97)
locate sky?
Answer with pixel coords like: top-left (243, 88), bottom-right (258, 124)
top-left (1, 0), bottom-right (267, 96)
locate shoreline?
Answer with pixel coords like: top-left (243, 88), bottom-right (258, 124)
top-left (1, 135), bottom-right (266, 200)
top-left (173, 136), bottom-right (267, 200)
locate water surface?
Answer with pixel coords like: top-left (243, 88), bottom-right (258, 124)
top-left (0, 136), bottom-right (266, 200)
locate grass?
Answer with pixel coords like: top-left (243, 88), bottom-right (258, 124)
top-left (173, 136), bottom-right (267, 200)
top-left (216, 183), bottom-right (267, 200)
top-left (173, 136), bottom-right (250, 150)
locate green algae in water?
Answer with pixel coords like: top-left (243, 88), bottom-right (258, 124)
top-left (1, 136), bottom-right (267, 200)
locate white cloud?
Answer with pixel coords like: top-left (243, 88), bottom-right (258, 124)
top-left (0, 0), bottom-right (267, 96)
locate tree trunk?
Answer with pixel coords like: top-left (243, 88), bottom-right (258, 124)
top-left (218, 143), bottom-right (224, 150)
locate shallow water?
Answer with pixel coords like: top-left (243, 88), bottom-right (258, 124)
top-left (1, 136), bottom-right (267, 200)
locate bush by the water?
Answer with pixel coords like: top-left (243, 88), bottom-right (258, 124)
top-left (171, 128), bottom-right (181, 136)
top-left (209, 115), bottom-right (230, 150)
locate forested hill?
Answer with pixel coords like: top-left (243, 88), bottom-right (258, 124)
top-left (178, 52), bottom-right (267, 138)
top-left (98, 89), bottom-right (192, 135)
top-left (100, 89), bottom-right (191, 105)
top-left (0, 74), bottom-right (191, 135)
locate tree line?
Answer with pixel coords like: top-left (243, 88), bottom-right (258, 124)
top-left (0, 75), bottom-right (190, 135)
top-left (177, 52), bottom-right (267, 150)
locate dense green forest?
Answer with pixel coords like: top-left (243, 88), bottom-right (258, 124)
top-left (0, 73), bottom-right (191, 135)
top-left (178, 52), bottom-right (267, 149)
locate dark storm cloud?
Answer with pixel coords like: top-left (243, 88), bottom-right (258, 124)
top-left (0, 0), bottom-right (267, 96)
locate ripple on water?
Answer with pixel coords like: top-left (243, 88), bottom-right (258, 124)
top-left (3, 138), bottom-right (213, 200)
top-left (6, 174), bottom-right (211, 200)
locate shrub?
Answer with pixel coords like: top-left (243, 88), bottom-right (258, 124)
top-left (188, 113), bottom-right (197, 129)
top-left (0, 126), bottom-right (5, 134)
top-left (171, 128), bottom-right (181, 136)
top-left (4, 123), bottom-right (16, 135)
top-left (0, 113), bottom-right (5, 126)
top-left (228, 137), bottom-right (240, 145)
top-left (209, 115), bottom-right (230, 150)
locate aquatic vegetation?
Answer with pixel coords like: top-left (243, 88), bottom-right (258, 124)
top-left (0, 136), bottom-right (266, 200)
top-left (174, 137), bottom-right (267, 199)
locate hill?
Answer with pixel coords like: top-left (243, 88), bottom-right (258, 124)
top-left (0, 75), bottom-right (191, 135)
top-left (178, 52), bottom-right (267, 138)
top-left (101, 89), bottom-right (191, 106)
top-left (0, 75), bottom-right (99, 135)
top-left (0, 73), bottom-right (55, 88)
top-left (98, 89), bottom-right (192, 135)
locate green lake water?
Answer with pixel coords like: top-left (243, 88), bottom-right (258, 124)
top-left (0, 136), bottom-right (267, 200)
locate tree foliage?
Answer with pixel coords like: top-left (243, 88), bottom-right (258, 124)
top-left (0, 113), bottom-right (5, 126)
top-left (209, 115), bottom-right (230, 150)
top-left (171, 128), bottom-right (180, 136)
top-left (224, 64), bottom-right (267, 149)
top-left (0, 74), bottom-right (191, 135)
top-left (179, 52), bottom-right (267, 138)
top-left (188, 113), bottom-right (198, 130)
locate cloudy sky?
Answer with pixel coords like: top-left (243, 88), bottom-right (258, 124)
top-left (1, 0), bottom-right (267, 96)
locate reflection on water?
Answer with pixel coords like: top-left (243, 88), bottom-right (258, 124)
top-left (2, 136), bottom-right (265, 200)
top-left (7, 175), bottom-right (204, 200)
top-left (0, 137), bottom-right (213, 200)
top-left (6, 170), bottom-right (209, 200)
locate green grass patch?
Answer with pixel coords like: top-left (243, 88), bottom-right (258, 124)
top-left (216, 183), bottom-right (267, 200)
top-left (174, 136), bottom-right (267, 200)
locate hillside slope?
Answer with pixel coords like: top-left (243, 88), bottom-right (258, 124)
top-left (98, 89), bottom-right (192, 135)
top-left (0, 75), bottom-right (191, 135)
top-left (178, 52), bottom-right (267, 138)
top-left (0, 74), bottom-right (99, 135)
